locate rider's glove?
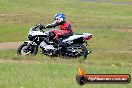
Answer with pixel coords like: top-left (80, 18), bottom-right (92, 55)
top-left (43, 25), bottom-right (47, 29)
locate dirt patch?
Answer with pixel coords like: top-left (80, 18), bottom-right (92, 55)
top-left (0, 42), bottom-right (22, 50)
top-left (117, 29), bottom-right (132, 32)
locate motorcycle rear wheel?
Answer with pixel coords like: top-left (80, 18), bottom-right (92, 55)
top-left (66, 44), bottom-right (88, 59)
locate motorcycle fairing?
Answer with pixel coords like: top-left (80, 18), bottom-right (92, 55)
top-left (62, 33), bottom-right (92, 42)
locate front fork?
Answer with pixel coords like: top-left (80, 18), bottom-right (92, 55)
top-left (24, 41), bottom-right (37, 52)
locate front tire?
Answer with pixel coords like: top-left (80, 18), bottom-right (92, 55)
top-left (17, 43), bottom-right (38, 56)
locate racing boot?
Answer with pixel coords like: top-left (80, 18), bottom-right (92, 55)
top-left (53, 38), bottom-right (67, 49)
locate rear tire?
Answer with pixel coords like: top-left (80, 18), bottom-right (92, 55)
top-left (78, 44), bottom-right (88, 59)
top-left (66, 44), bottom-right (88, 59)
top-left (17, 43), bottom-right (38, 56)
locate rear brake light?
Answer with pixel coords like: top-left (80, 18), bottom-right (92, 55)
top-left (84, 35), bottom-right (92, 40)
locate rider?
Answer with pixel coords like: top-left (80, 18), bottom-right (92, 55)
top-left (38, 13), bottom-right (73, 47)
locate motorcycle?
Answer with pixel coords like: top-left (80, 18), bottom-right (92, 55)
top-left (17, 25), bottom-right (92, 59)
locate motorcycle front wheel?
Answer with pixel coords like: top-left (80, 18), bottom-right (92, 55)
top-left (17, 43), bottom-right (38, 56)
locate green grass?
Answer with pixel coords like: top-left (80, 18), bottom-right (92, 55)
top-left (0, 0), bottom-right (132, 88)
top-left (0, 24), bottom-right (28, 42)
top-left (0, 0), bottom-right (132, 42)
top-left (0, 44), bottom-right (131, 88)
top-left (0, 57), bottom-right (131, 88)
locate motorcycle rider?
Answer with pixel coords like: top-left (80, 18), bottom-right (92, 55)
top-left (38, 13), bottom-right (73, 47)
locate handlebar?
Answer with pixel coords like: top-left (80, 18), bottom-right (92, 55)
top-left (30, 26), bottom-right (44, 33)
top-left (36, 24), bottom-right (46, 29)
